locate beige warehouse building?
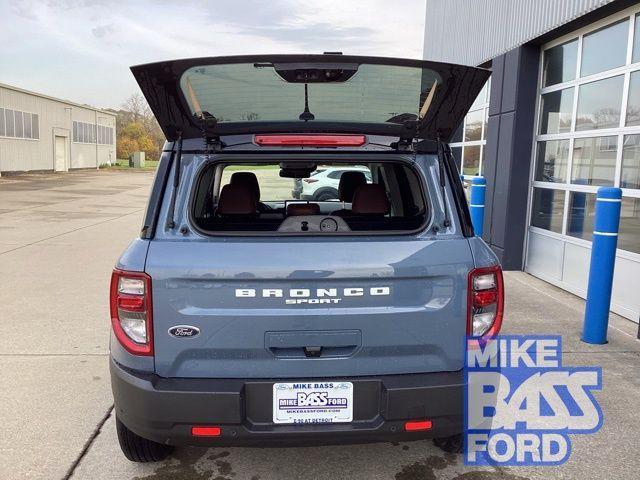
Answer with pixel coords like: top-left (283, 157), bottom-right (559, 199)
top-left (0, 82), bottom-right (116, 175)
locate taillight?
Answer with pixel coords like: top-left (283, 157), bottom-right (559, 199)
top-left (254, 134), bottom-right (366, 146)
top-left (110, 269), bottom-right (153, 356)
top-left (467, 265), bottom-right (503, 338)
top-left (303, 178), bottom-right (318, 183)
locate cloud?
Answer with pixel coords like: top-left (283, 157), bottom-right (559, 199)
top-left (91, 23), bottom-right (115, 38)
top-left (0, 0), bottom-right (426, 108)
top-left (10, 1), bottom-right (39, 19)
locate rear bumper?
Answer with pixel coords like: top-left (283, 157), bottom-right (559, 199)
top-left (110, 358), bottom-right (465, 447)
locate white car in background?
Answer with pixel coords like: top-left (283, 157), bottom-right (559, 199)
top-left (293, 166), bottom-right (372, 201)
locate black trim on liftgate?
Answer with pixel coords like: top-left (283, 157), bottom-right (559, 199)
top-left (111, 358), bottom-right (464, 447)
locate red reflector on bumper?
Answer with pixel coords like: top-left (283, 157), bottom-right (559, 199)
top-left (404, 420), bottom-right (433, 432)
top-left (254, 134), bottom-right (366, 146)
top-left (191, 426), bottom-right (221, 437)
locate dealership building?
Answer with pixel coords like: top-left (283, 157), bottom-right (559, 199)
top-left (424, 0), bottom-right (640, 323)
top-left (0, 82), bottom-right (116, 175)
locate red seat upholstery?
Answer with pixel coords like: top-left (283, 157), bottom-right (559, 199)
top-left (351, 184), bottom-right (390, 215)
top-left (216, 184), bottom-right (257, 216)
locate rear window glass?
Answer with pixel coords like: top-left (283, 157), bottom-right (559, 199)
top-left (180, 63), bottom-right (440, 126)
top-left (191, 161), bottom-right (428, 235)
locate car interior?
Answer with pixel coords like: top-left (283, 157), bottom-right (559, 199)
top-left (191, 161), bottom-right (428, 234)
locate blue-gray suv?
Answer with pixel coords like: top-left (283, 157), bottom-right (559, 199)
top-left (109, 54), bottom-right (502, 462)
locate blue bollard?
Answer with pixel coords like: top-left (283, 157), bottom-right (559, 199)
top-left (582, 187), bottom-right (623, 344)
top-left (469, 177), bottom-right (486, 237)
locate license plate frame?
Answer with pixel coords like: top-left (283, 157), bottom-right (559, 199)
top-left (272, 381), bottom-right (354, 424)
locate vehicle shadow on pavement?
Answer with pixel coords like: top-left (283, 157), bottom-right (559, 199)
top-left (71, 412), bottom-right (527, 480)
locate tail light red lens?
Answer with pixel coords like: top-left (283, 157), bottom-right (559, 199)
top-left (110, 269), bottom-right (153, 356)
top-left (254, 134), bottom-right (366, 147)
top-left (467, 265), bottom-right (503, 338)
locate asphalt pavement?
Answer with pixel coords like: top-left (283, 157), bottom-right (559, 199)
top-left (1, 170), bottom-right (638, 480)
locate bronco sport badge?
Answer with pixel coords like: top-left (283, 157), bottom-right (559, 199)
top-left (235, 287), bottom-right (390, 304)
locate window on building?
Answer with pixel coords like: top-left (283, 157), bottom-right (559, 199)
top-left (5, 109), bottom-right (15, 137)
top-left (575, 76), bottom-right (624, 130)
top-left (534, 140), bottom-right (570, 183)
top-left (539, 88), bottom-right (574, 134)
top-left (618, 197), bottom-right (640, 253)
top-left (450, 78), bottom-right (490, 178)
top-left (622, 134), bottom-right (640, 189)
top-left (566, 192), bottom-right (596, 241)
top-left (543, 39), bottom-right (578, 87)
top-left (23, 113), bottom-right (32, 138)
top-left (571, 136), bottom-right (617, 186)
top-left (0, 108), bottom-right (39, 139)
top-left (531, 188), bottom-right (565, 234)
top-left (14, 111), bottom-right (24, 138)
top-left (532, 12), bottom-right (640, 258)
top-left (31, 114), bottom-right (39, 139)
top-left (73, 120), bottom-right (114, 145)
top-left (625, 70), bottom-right (640, 125)
top-left (580, 19), bottom-right (629, 77)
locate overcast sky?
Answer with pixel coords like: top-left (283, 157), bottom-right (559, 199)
top-left (0, 0), bottom-right (427, 110)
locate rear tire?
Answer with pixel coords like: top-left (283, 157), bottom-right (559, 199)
top-left (313, 188), bottom-right (339, 201)
top-left (433, 434), bottom-right (463, 454)
top-left (116, 417), bottom-right (174, 462)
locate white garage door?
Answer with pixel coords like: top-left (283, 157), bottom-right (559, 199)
top-left (525, 7), bottom-right (640, 323)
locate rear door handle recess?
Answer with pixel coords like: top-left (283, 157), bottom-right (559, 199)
top-left (303, 346), bottom-right (322, 358)
top-left (265, 330), bottom-right (361, 359)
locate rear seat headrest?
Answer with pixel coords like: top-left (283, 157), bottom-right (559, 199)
top-left (287, 203), bottom-right (320, 216)
top-left (338, 171), bottom-right (367, 202)
top-left (217, 184), bottom-right (257, 215)
top-left (351, 184), bottom-right (390, 215)
top-left (230, 171), bottom-right (261, 201)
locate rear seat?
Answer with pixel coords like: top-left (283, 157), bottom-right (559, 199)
top-left (333, 184), bottom-right (389, 219)
top-left (331, 171), bottom-right (367, 217)
top-left (334, 184), bottom-right (420, 231)
top-left (216, 183), bottom-right (257, 217)
top-left (230, 171), bottom-right (270, 212)
top-left (205, 183), bottom-right (282, 231)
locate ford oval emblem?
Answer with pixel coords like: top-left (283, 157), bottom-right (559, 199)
top-left (168, 325), bottom-right (200, 338)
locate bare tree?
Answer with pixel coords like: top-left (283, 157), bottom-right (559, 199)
top-left (121, 93), bottom-right (152, 123)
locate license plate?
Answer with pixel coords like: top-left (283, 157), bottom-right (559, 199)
top-left (273, 381), bottom-right (353, 424)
